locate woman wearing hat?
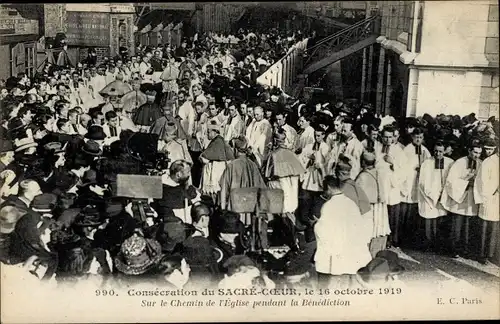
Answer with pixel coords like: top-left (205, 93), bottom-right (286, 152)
top-left (8, 212), bottom-right (58, 280)
top-left (114, 233), bottom-right (163, 280)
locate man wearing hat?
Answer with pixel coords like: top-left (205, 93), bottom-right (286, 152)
top-left (418, 141), bottom-right (454, 251)
top-left (200, 119), bottom-right (235, 200)
top-left (474, 144), bottom-right (499, 265)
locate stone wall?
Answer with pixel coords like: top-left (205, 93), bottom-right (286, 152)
top-left (44, 4), bottom-right (67, 37)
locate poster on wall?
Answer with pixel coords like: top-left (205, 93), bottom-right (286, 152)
top-left (66, 11), bottom-right (110, 47)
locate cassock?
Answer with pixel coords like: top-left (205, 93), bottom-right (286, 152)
top-left (314, 193), bottom-right (372, 275)
top-left (152, 176), bottom-right (201, 224)
top-left (223, 114), bottom-right (244, 143)
top-left (218, 155), bottom-right (267, 212)
top-left (473, 153), bottom-right (499, 261)
top-left (246, 119), bottom-right (272, 166)
top-left (200, 135), bottom-right (235, 196)
top-left (441, 156), bottom-right (481, 217)
top-left (326, 136), bottom-right (364, 180)
top-left (418, 156), bottom-right (454, 219)
top-left (102, 123), bottom-right (122, 146)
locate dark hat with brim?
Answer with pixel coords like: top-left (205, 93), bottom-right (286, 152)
top-left (73, 206), bottom-right (103, 227)
top-left (82, 140), bottom-right (103, 156)
top-left (85, 125), bottom-right (106, 141)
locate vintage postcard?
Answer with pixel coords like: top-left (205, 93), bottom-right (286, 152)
top-left (0, 1), bottom-right (499, 322)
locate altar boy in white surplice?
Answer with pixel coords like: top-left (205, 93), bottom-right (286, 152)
top-left (418, 141), bottom-right (453, 250)
top-left (440, 140), bottom-right (482, 258)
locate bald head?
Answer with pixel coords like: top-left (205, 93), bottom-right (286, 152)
top-left (254, 106), bottom-right (264, 121)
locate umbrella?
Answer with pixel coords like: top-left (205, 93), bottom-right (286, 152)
top-left (99, 79), bottom-right (132, 97)
top-left (121, 90), bottom-right (147, 113)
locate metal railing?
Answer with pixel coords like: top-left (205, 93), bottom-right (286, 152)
top-left (304, 15), bottom-right (380, 67)
top-left (256, 38), bottom-right (309, 95)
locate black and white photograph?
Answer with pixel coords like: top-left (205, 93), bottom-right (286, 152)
top-left (0, 2), bottom-right (499, 322)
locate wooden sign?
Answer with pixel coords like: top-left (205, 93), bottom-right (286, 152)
top-left (66, 11), bottom-right (110, 47)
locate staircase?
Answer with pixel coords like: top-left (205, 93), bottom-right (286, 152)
top-left (302, 15), bottom-right (381, 75)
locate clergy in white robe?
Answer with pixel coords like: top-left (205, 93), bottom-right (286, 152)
top-left (199, 120), bottom-right (235, 200)
top-left (298, 129), bottom-right (330, 234)
top-left (275, 111), bottom-right (298, 151)
top-left (326, 120), bottom-right (364, 180)
top-left (473, 152), bottom-right (499, 263)
top-left (356, 150), bottom-right (391, 258)
top-left (246, 106), bottom-right (272, 167)
top-left (315, 175), bottom-right (372, 282)
top-left (418, 142), bottom-right (454, 247)
top-left (177, 97), bottom-right (196, 140)
top-left (262, 130), bottom-right (306, 252)
top-left (441, 143), bottom-right (482, 256)
top-left (400, 128), bottom-right (432, 245)
top-left (157, 122), bottom-right (192, 168)
top-left (223, 105), bottom-right (244, 143)
top-left (296, 115), bottom-right (315, 154)
top-left (375, 126), bottom-right (407, 247)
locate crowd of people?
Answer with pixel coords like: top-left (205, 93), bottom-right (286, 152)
top-left (0, 29), bottom-right (498, 291)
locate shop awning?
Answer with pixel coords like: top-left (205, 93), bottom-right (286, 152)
top-left (136, 9), bottom-right (193, 32)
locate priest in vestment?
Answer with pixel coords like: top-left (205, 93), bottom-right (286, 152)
top-left (400, 128), bottom-right (432, 247)
top-left (315, 175), bottom-right (372, 288)
top-left (275, 110), bottom-right (298, 151)
top-left (375, 126), bottom-right (407, 248)
top-left (295, 114), bottom-right (315, 154)
top-left (356, 150), bottom-right (391, 258)
top-left (473, 151), bottom-right (499, 264)
top-left (223, 104), bottom-right (245, 143)
top-left (246, 106), bottom-right (272, 167)
top-left (262, 129), bottom-right (306, 252)
top-left (298, 126), bottom-right (330, 239)
top-left (418, 141), bottom-right (454, 250)
top-left (157, 121), bottom-right (192, 168)
top-left (441, 141), bottom-right (482, 258)
top-left (199, 120), bottom-right (235, 201)
top-left (326, 119), bottom-right (364, 180)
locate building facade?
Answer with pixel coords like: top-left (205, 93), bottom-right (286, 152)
top-left (363, 1), bottom-right (499, 120)
top-left (0, 5), bottom-right (40, 80)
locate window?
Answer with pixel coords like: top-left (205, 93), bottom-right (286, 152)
top-left (24, 43), bottom-right (36, 78)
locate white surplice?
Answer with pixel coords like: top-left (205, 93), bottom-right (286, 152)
top-left (441, 157), bottom-right (481, 217)
top-left (401, 144), bottom-right (432, 203)
top-left (418, 157), bottom-right (454, 219)
top-left (474, 154), bottom-right (499, 222)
